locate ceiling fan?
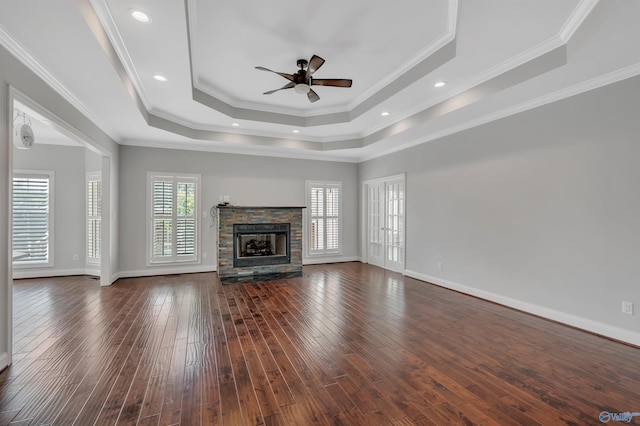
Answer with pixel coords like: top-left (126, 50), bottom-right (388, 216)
top-left (255, 54), bottom-right (352, 103)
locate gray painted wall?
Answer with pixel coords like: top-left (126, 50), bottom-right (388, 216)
top-left (360, 76), bottom-right (640, 342)
top-left (118, 146), bottom-right (359, 275)
top-left (13, 144), bottom-right (87, 277)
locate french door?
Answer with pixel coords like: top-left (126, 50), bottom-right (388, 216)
top-left (365, 174), bottom-right (405, 273)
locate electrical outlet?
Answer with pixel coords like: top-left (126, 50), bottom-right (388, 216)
top-left (622, 301), bottom-right (634, 315)
top-left (73, 254), bottom-right (79, 261)
top-left (437, 262), bottom-right (443, 271)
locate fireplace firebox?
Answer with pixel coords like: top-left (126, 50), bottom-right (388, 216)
top-left (233, 223), bottom-right (290, 267)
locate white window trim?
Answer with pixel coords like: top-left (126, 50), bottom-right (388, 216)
top-left (12, 170), bottom-right (55, 269)
top-left (86, 172), bottom-right (101, 266)
top-left (305, 180), bottom-right (342, 257)
top-left (146, 172), bottom-right (201, 266)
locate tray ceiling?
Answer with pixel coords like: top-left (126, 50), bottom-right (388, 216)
top-left (1, 0), bottom-right (640, 161)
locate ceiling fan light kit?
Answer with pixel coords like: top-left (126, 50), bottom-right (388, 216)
top-left (256, 54), bottom-right (352, 103)
top-left (294, 83), bottom-right (310, 94)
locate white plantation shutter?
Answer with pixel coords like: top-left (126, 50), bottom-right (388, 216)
top-left (307, 181), bottom-right (341, 255)
top-left (149, 173), bottom-right (199, 264)
top-left (176, 181), bottom-right (196, 256)
top-left (12, 172), bottom-right (52, 265)
top-left (152, 178), bottom-right (173, 258)
top-left (325, 186), bottom-right (340, 250)
top-left (87, 174), bottom-right (101, 264)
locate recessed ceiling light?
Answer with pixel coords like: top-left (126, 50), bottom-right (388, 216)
top-left (153, 75), bottom-right (167, 82)
top-left (130, 10), bottom-right (150, 23)
top-left (292, 129), bottom-right (300, 133)
top-left (434, 81), bottom-right (446, 88)
top-left (231, 123), bottom-right (240, 127)
top-left (380, 111), bottom-right (390, 117)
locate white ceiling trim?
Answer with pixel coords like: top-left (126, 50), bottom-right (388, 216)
top-left (66, 0), bottom-right (589, 153)
top-left (558, 0), bottom-right (600, 41)
top-left (359, 62), bottom-right (640, 163)
top-left (88, 0), bottom-right (151, 110)
top-left (143, 42), bottom-right (565, 152)
top-left (347, 0), bottom-right (459, 112)
top-left (11, 88), bottom-right (110, 155)
top-left (148, 107), bottom-right (363, 144)
top-left (360, 36), bottom-right (569, 141)
top-left (1, 0), bottom-right (617, 164)
top-left (129, 60), bottom-right (640, 164)
top-left (185, 0), bottom-right (458, 125)
top-left (84, 0), bottom-right (595, 141)
top-left (121, 137), bottom-right (360, 163)
top-left (188, 0), bottom-right (459, 118)
top-left (0, 24), bottom-right (119, 142)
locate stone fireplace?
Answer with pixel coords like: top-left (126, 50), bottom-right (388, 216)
top-left (217, 206), bottom-right (304, 278)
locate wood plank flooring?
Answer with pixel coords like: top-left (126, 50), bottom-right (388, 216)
top-left (1, 262), bottom-right (639, 425)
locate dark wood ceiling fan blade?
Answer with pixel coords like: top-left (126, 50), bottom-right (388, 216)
top-left (263, 82), bottom-right (295, 95)
top-left (311, 78), bottom-right (352, 87)
top-left (306, 55), bottom-right (325, 79)
top-left (307, 89), bottom-right (320, 103)
top-left (255, 66), bottom-right (294, 81)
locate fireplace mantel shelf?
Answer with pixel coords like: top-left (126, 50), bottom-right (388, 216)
top-left (217, 205), bottom-right (306, 209)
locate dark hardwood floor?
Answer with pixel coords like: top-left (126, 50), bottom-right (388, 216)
top-left (1, 263), bottom-right (638, 425)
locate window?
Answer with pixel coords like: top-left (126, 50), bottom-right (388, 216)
top-left (12, 171), bottom-right (54, 267)
top-left (86, 173), bottom-right (101, 265)
top-left (306, 181), bottom-right (341, 256)
top-left (148, 173), bottom-right (199, 264)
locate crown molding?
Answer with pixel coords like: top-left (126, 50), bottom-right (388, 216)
top-left (3, 0), bottom-right (617, 164)
top-left (0, 24), bottom-right (119, 142)
top-left (559, 0), bottom-right (600, 42)
top-left (88, 0), bottom-right (151, 108)
top-left (185, 0), bottom-right (458, 125)
top-left (149, 107), bottom-right (361, 143)
top-left (90, 0), bottom-right (587, 143)
top-left (124, 62), bottom-right (640, 164)
top-left (120, 137), bottom-right (361, 163)
top-left (348, 0), bottom-right (459, 111)
top-left (358, 62), bottom-right (640, 163)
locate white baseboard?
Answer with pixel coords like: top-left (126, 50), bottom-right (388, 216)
top-left (108, 272), bottom-right (120, 286)
top-left (117, 264), bottom-right (216, 279)
top-left (405, 270), bottom-right (640, 347)
top-left (303, 256), bottom-right (361, 265)
top-left (0, 352), bottom-right (10, 372)
top-left (12, 268), bottom-right (87, 280)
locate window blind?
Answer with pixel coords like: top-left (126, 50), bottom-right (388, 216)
top-left (149, 174), bottom-right (199, 264)
top-left (307, 181), bottom-right (341, 255)
top-left (13, 174), bottom-right (51, 264)
top-left (87, 174), bottom-right (101, 264)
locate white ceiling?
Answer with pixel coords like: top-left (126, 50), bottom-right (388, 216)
top-left (1, 0), bottom-right (639, 162)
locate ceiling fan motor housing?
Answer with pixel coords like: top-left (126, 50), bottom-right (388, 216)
top-left (294, 70), bottom-right (307, 84)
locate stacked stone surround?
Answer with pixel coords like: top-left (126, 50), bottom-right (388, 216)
top-left (217, 206), bottom-right (304, 277)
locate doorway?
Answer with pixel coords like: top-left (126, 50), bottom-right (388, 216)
top-left (364, 174), bottom-right (406, 273)
top-left (3, 89), bottom-right (112, 371)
